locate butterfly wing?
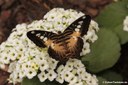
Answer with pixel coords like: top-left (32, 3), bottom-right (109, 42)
top-left (27, 30), bottom-right (56, 47)
top-left (63, 15), bottom-right (91, 37)
top-left (64, 15), bottom-right (91, 47)
top-left (63, 15), bottom-right (91, 60)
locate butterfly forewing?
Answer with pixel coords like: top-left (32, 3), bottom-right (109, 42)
top-left (27, 30), bottom-right (56, 47)
top-left (63, 15), bottom-right (91, 36)
top-left (27, 15), bottom-right (91, 64)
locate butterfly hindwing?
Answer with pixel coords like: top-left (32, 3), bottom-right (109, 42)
top-left (27, 30), bottom-right (56, 47)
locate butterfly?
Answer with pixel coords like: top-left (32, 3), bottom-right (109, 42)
top-left (27, 15), bottom-right (91, 64)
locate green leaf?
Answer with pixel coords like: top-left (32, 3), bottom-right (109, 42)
top-left (96, 0), bottom-right (128, 44)
top-left (97, 77), bottom-right (110, 85)
top-left (22, 77), bottom-right (43, 85)
top-left (22, 77), bottom-right (60, 85)
top-left (98, 70), bottom-right (123, 85)
top-left (100, 71), bottom-right (122, 82)
top-left (82, 28), bottom-right (120, 73)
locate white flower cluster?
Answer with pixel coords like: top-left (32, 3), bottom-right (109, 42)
top-left (0, 8), bottom-right (99, 85)
top-left (56, 59), bottom-right (98, 85)
top-left (123, 16), bottom-right (128, 32)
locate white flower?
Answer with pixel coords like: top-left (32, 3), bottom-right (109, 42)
top-left (47, 70), bottom-right (57, 81)
top-left (57, 65), bottom-right (65, 73)
top-left (21, 63), bottom-right (30, 72)
top-left (38, 72), bottom-right (48, 82)
top-left (9, 49), bottom-right (18, 61)
top-left (56, 74), bottom-right (64, 84)
top-left (64, 61), bottom-right (74, 71)
top-left (81, 72), bottom-right (92, 81)
top-left (39, 59), bottom-right (49, 71)
top-left (1, 52), bottom-right (10, 64)
top-left (90, 20), bottom-right (99, 32)
top-left (81, 42), bottom-right (90, 56)
top-left (47, 57), bottom-right (58, 70)
top-left (64, 71), bottom-right (75, 82)
top-left (86, 75), bottom-right (98, 85)
top-left (68, 76), bottom-right (78, 85)
top-left (72, 79), bottom-right (83, 85)
top-left (123, 16), bottom-right (128, 31)
top-left (26, 69), bottom-right (37, 79)
top-left (19, 71), bottom-right (26, 79)
top-left (8, 61), bottom-right (17, 73)
top-left (8, 70), bottom-right (23, 84)
top-left (77, 67), bottom-right (86, 76)
top-left (73, 59), bottom-right (85, 68)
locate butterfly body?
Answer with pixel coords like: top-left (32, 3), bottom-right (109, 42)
top-left (27, 15), bottom-right (91, 64)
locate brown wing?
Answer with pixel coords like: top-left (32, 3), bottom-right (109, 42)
top-left (27, 30), bottom-right (56, 47)
top-left (67, 35), bottom-right (84, 58)
top-left (48, 42), bottom-right (67, 63)
top-left (63, 15), bottom-right (91, 37)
